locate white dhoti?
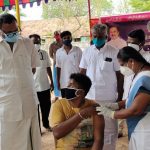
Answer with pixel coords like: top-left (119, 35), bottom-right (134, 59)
top-left (103, 117), bottom-right (118, 150)
top-left (129, 113), bottom-right (150, 150)
top-left (98, 100), bottom-right (118, 150)
top-left (0, 111), bottom-right (41, 150)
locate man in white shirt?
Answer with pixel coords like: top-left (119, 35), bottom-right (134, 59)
top-left (29, 34), bottom-right (54, 131)
top-left (107, 26), bottom-right (127, 137)
top-left (80, 24), bottom-right (123, 150)
top-left (56, 31), bottom-right (82, 98)
top-left (107, 26), bottom-right (127, 50)
top-left (0, 14), bottom-right (41, 150)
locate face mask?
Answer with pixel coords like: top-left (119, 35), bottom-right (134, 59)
top-left (92, 38), bottom-right (106, 47)
top-left (34, 44), bottom-right (41, 50)
top-left (120, 66), bottom-right (134, 76)
top-left (128, 43), bottom-right (140, 51)
top-left (65, 88), bottom-right (77, 99)
top-left (3, 31), bottom-right (19, 43)
top-left (54, 35), bottom-right (61, 42)
top-left (63, 39), bottom-right (72, 46)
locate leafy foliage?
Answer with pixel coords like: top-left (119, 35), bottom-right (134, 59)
top-left (42, 0), bottom-right (112, 19)
top-left (0, 7), bottom-right (26, 18)
top-left (115, 0), bottom-right (131, 14)
top-left (129, 0), bottom-right (150, 12)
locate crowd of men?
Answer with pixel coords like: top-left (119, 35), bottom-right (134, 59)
top-left (0, 13), bottom-right (150, 150)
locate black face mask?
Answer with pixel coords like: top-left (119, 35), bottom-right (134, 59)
top-left (65, 88), bottom-right (77, 99)
top-left (63, 39), bottom-right (72, 46)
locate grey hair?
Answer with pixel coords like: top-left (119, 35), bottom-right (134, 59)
top-left (92, 24), bottom-right (108, 36)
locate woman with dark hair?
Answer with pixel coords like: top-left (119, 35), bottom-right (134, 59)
top-left (97, 46), bottom-right (150, 150)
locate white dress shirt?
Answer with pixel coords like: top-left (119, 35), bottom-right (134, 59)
top-left (107, 37), bottom-right (127, 50)
top-left (80, 44), bottom-right (120, 102)
top-left (0, 36), bottom-right (40, 121)
top-left (34, 50), bottom-right (51, 92)
top-left (56, 46), bottom-right (82, 88)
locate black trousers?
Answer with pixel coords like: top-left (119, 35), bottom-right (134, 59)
top-left (37, 89), bottom-right (51, 128)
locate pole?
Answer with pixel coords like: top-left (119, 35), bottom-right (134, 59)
top-left (15, 0), bottom-right (21, 29)
top-left (88, 0), bottom-right (92, 38)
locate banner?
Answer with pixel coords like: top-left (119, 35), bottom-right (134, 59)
top-left (90, 12), bottom-right (150, 51)
top-left (0, 0), bottom-right (48, 10)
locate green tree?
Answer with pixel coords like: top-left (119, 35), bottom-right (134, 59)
top-left (0, 7), bottom-right (26, 18)
top-left (90, 0), bottom-right (112, 17)
top-left (42, 0), bottom-right (112, 19)
top-left (42, 0), bottom-right (113, 37)
top-left (129, 0), bottom-right (150, 12)
top-left (115, 0), bottom-right (130, 14)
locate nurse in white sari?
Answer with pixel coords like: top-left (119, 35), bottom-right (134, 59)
top-left (127, 71), bottom-right (150, 150)
top-left (96, 46), bottom-right (150, 150)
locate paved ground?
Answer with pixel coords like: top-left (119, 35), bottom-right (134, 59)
top-left (41, 130), bottom-right (55, 150)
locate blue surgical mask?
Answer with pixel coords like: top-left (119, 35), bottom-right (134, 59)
top-left (92, 38), bottom-right (106, 47)
top-left (3, 31), bottom-right (19, 43)
top-left (63, 39), bottom-right (72, 46)
top-left (65, 88), bottom-right (77, 99)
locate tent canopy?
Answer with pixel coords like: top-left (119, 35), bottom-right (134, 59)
top-left (0, 0), bottom-right (74, 10)
top-left (0, 0), bottom-right (49, 10)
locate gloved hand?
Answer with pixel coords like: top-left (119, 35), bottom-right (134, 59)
top-left (101, 103), bottom-right (119, 111)
top-left (96, 106), bottom-right (115, 119)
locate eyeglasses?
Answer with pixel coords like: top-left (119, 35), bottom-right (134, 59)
top-left (1, 26), bottom-right (22, 37)
top-left (5, 31), bottom-right (19, 38)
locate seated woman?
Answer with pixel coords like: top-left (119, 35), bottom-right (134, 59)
top-left (50, 73), bottom-right (104, 150)
top-left (97, 46), bottom-right (150, 150)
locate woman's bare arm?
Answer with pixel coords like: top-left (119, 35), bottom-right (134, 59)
top-left (114, 92), bottom-right (150, 119)
top-left (92, 114), bottom-right (104, 150)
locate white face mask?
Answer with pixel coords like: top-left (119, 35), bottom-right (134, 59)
top-left (120, 66), bottom-right (134, 76)
top-left (34, 44), bottom-right (41, 50)
top-left (127, 43), bottom-right (140, 51)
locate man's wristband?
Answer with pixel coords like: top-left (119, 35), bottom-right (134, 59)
top-left (78, 112), bottom-right (86, 120)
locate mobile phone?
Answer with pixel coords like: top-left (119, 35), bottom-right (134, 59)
top-left (105, 57), bottom-right (112, 62)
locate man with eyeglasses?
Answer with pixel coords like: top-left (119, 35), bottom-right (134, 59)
top-left (0, 14), bottom-right (41, 150)
top-left (56, 31), bottom-right (82, 98)
top-left (29, 34), bottom-right (54, 133)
